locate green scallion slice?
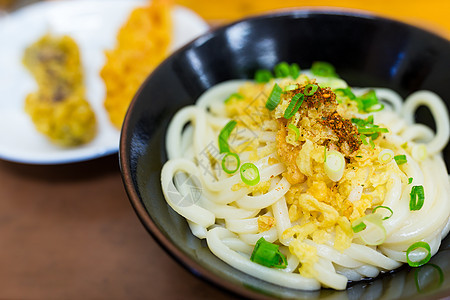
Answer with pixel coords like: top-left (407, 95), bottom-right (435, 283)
top-left (240, 162), bottom-right (260, 186)
top-left (356, 90), bottom-right (385, 112)
top-left (371, 132), bottom-right (380, 140)
top-left (324, 150), bottom-right (346, 182)
top-left (250, 237), bottom-right (287, 269)
top-left (221, 152), bottom-right (240, 174)
top-left (284, 84), bottom-right (298, 92)
top-left (283, 93), bottom-right (304, 119)
top-left (287, 123), bottom-right (300, 141)
top-left (353, 214), bottom-right (386, 245)
top-left (335, 87), bottom-right (356, 100)
top-left (311, 61), bottom-right (338, 77)
top-left (360, 90), bottom-right (378, 108)
top-left (255, 69), bottom-right (273, 83)
top-left (352, 117), bottom-right (389, 138)
top-left (304, 84), bottom-right (318, 96)
top-left (224, 93), bottom-right (243, 103)
top-left (360, 134), bottom-right (369, 146)
top-left (265, 83), bottom-right (283, 111)
top-left (406, 241), bottom-right (431, 267)
top-left (352, 222), bottom-right (366, 233)
top-left (274, 62), bottom-right (290, 78)
top-left (372, 205), bottom-right (393, 220)
top-left (289, 63), bottom-right (300, 79)
top-left (412, 144), bottom-right (428, 162)
top-left (218, 120), bottom-right (237, 153)
top-left (410, 185), bottom-right (425, 211)
top-left (378, 149), bottom-right (394, 164)
top-left (357, 127), bottom-right (389, 135)
top-left (366, 103), bottom-right (385, 112)
top-left (394, 154), bottom-right (407, 165)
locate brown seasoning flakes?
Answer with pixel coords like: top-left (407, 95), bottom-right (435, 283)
top-left (320, 111), bottom-right (361, 154)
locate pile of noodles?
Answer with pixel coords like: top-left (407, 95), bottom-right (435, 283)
top-left (161, 71), bottom-right (450, 290)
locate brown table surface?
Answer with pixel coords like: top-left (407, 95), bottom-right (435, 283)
top-left (0, 155), bottom-right (233, 299)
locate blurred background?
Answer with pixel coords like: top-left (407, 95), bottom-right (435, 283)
top-left (1, 0), bottom-right (450, 38)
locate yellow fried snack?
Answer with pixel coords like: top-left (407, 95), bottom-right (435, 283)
top-left (101, 0), bottom-right (172, 129)
top-left (22, 34), bottom-right (97, 147)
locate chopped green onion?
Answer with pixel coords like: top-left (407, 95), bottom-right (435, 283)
top-left (311, 61), bottom-right (338, 77)
top-left (371, 132), bottom-right (380, 140)
top-left (218, 120), bottom-right (237, 153)
top-left (287, 124), bottom-right (300, 141)
top-left (255, 63), bottom-right (300, 82)
top-left (352, 222), bottom-right (366, 233)
top-left (408, 177), bottom-right (413, 184)
top-left (353, 214), bottom-right (386, 246)
top-left (350, 118), bottom-right (365, 127)
top-left (401, 142), bottom-right (408, 149)
top-left (240, 163), bottom-right (260, 186)
top-left (351, 116), bottom-right (388, 147)
top-left (378, 149), bottom-right (394, 164)
top-left (221, 152), bottom-right (240, 174)
top-left (358, 90), bottom-right (384, 112)
top-left (352, 117), bottom-right (389, 137)
top-left (372, 205), bottom-right (393, 220)
top-left (224, 93), bottom-right (243, 103)
top-left (274, 62), bottom-right (290, 78)
top-left (284, 84), bottom-right (298, 91)
top-left (283, 93), bottom-right (304, 119)
top-left (335, 87), bottom-right (356, 100)
top-left (357, 127), bottom-right (389, 135)
top-left (406, 241), bottom-right (431, 267)
top-left (412, 144), bottom-right (427, 162)
top-left (350, 89), bottom-right (385, 113)
top-left (250, 237), bottom-right (287, 269)
top-left (360, 134), bottom-right (369, 146)
top-left (366, 103), bottom-right (384, 112)
top-left (303, 84), bottom-right (318, 96)
top-left (289, 63), bottom-right (300, 79)
top-left (410, 185), bottom-right (425, 211)
top-left (324, 150), bottom-right (345, 182)
top-left (394, 154), bottom-right (407, 165)
top-left (265, 84), bottom-right (283, 111)
top-left (351, 116), bottom-right (374, 127)
top-left (255, 69), bottom-right (273, 83)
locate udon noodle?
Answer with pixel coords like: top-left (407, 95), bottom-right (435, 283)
top-left (160, 63), bottom-right (450, 290)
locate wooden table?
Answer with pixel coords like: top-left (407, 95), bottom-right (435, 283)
top-left (0, 155), bottom-right (231, 299)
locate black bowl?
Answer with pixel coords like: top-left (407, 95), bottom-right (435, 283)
top-left (120, 9), bottom-right (450, 299)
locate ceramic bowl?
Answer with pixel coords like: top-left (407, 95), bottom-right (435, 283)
top-left (120, 10), bottom-right (450, 299)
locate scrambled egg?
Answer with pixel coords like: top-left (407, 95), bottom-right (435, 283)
top-left (225, 76), bottom-right (401, 276)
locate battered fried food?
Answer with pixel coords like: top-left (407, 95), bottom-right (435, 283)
top-left (101, 0), bottom-right (172, 129)
top-left (23, 34), bottom-right (97, 146)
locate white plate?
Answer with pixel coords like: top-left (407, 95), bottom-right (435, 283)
top-left (0, 0), bottom-right (209, 164)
